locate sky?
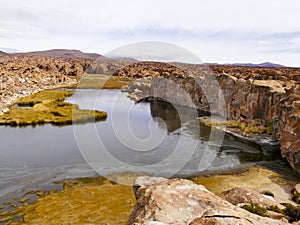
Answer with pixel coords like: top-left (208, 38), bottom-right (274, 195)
top-left (1, 0), bottom-right (300, 66)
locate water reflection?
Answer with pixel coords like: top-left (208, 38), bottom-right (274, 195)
top-left (0, 89), bottom-right (288, 199)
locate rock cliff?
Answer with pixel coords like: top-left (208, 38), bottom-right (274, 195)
top-left (115, 62), bottom-right (300, 172)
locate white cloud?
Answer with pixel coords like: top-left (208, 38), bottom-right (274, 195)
top-left (0, 0), bottom-right (300, 66)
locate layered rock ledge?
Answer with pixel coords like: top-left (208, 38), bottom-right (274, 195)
top-left (116, 62), bottom-right (300, 172)
top-left (127, 176), bottom-right (293, 225)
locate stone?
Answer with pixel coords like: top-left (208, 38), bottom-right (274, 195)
top-left (294, 183), bottom-right (300, 195)
top-left (220, 187), bottom-right (284, 209)
top-left (127, 176), bottom-right (289, 225)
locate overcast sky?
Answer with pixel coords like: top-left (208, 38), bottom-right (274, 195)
top-left (1, 0), bottom-right (300, 66)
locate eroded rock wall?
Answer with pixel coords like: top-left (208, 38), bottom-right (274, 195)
top-left (116, 62), bottom-right (300, 171)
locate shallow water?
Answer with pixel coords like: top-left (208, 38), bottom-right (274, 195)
top-left (0, 89), bottom-right (293, 201)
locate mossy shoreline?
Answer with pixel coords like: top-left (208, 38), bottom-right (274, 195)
top-left (1, 167), bottom-right (299, 225)
top-left (0, 89), bottom-right (107, 126)
top-left (0, 176), bottom-right (135, 225)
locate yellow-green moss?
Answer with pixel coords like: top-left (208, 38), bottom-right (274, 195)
top-left (18, 198), bottom-right (30, 204)
top-left (2, 176), bottom-right (135, 225)
top-left (241, 202), bottom-right (268, 217)
top-left (292, 189), bottom-right (300, 204)
top-left (191, 167), bottom-right (296, 199)
top-left (0, 90), bottom-right (107, 126)
top-left (281, 203), bottom-right (300, 222)
top-left (226, 119), bottom-right (273, 135)
top-left (67, 74), bottom-right (133, 89)
top-left (14, 90), bottom-right (73, 106)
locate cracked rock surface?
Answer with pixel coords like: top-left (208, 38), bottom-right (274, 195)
top-left (127, 176), bottom-right (290, 225)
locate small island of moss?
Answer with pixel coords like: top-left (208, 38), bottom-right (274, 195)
top-left (0, 89), bottom-right (107, 126)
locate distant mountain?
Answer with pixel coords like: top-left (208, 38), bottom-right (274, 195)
top-left (0, 50), bottom-right (8, 56)
top-left (231, 62), bottom-right (286, 68)
top-left (206, 62), bottom-right (286, 68)
top-left (0, 47), bottom-right (18, 53)
top-left (21, 49), bottom-right (103, 59)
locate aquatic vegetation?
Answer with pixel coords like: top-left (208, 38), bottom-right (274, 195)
top-left (191, 167), bottom-right (296, 197)
top-left (0, 176), bottom-right (135, 225)
top-left (0, 89), bottom-right (107, 126)
top-left (241, 202), bottom-right (300, 221)
top-left (241, 202), bottom-right (268, 217)
top-left (266, 205), bottom-right (284, 214)
top-left (67, 74), bottom-right (132, 89)
top-left (14, 90), bottom-right (73, 106)
top-left (226, 119), bottom-right (273, 135)
top-left (281, 203), bottom-right (300, 222)
top-left (292, 189), bottom-right (300, 204)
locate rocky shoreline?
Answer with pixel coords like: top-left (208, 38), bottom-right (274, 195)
top-left (0, 54), bottom-right (134, 114)
top-left (128, 175), bottom-right (300, 225)
top-left (115, 61), bottom-right (300, 173)
top-left (1, 53), bottom-right (300, 224)
top-left (0, 55), bottom-right (88, 114)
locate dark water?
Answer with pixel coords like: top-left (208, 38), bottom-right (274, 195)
top-left (0, 89), bottom-right (291, 200)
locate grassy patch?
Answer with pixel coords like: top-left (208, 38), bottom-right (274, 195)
top-left (0, 177), bottom-right (135, 225)
top-left (241, 202), bottom-right (300, 221)
top-left (0, 89), bottom-right (107, 126)
top-left (226, 119), bottom-right (273, 135)
top-left (67, 74), bottom-right (132, 89)
top-left (281, 203), bottom-right (300, 222)
top-left (14, 90), bottom-right (73, 106)
top-left (241, 202), bottom-right (268, 217)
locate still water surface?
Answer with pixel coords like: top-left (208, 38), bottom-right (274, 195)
top-left (0, 89), bottom-right (288, 200)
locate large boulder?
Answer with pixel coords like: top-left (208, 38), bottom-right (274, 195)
top-left (127, 176), bottom-right (289, 225)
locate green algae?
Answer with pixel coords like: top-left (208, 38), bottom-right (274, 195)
top-left (2, 176), bottom-right (135, 225)
top-left (0, 89), bottom-right (107, 126)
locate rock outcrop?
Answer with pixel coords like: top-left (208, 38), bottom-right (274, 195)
top-left (115, 62), bottom-right (300, 172)
top-left (0, 52), bottom-right (137, 114)
top-left (0, 55), bottom-right (92, 113)
top-left (127, 176), bottom-right (290, 225)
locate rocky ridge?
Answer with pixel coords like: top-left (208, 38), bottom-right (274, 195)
top-left (0, 54), bottom-right (135, 114)
top-left (116, 62), bottom-right (300, 172)
top-left (0, 54), bottom-right (92, 113)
